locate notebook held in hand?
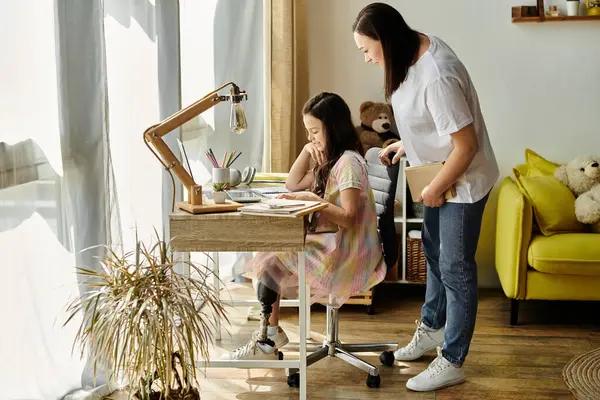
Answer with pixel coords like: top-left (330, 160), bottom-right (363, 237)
top-left (405, 162), bottom-right (456, 202)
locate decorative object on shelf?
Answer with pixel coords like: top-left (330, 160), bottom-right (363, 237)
top-left (547, 4), bottom-right (562, 16)
top-left (143, 81), bottom-right (247, 214)
top-left (64, 232), bottom-right (227, 400)
top-left (567, 0), bottom-right (580, 16)
top-left (512, 5), bottom-right (539, 17)
top-left (588, 0), bottom-right (600, 14)
top-left (212, 182), bottom-right (230, 204)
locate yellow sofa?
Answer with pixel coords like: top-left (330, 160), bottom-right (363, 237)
top-left (495, 153), bottom-right (600, 325)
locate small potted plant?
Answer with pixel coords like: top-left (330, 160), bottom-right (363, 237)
top-left (64, 231), bottom-right (228, 399)
top-left (212, 182), bottom-right (230, 204)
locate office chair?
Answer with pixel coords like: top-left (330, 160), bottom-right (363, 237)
top-left (284, 148), bottom-right (399, 389)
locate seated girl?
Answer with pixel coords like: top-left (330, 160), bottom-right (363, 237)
top-left (224, 92), bottom-right (387, 361)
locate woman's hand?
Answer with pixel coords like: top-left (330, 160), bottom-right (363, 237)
top-left (277, 191), bottom-right (323, 202)
top-left (303, 143), bottom-right (326, 166)
top-left (417, 185), bottom-right (445, 207)
top-left (378, 141), bottom-right (405, 166)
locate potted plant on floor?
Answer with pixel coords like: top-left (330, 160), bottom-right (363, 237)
top-left (212, 182), bottom-right (230, 204)
top-left (64, 231), bottom-right (228, 399)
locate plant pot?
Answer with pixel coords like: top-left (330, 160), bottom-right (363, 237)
top-left (567, 0), bottom-right (580, 16)
top-left (213, 191), bottom-right (227, 204)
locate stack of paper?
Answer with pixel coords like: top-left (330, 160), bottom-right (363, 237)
top-left (240, 198), bottom-right (323, 216)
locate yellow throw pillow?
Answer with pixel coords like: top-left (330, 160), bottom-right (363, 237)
top-left (513, 168), bottom-right (584, 235)
top-left (524, 149), bottom-right (560, 177)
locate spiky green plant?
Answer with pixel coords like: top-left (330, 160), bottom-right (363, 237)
top-left (65, 231), bottom-right (228, 399)
top-left (212, 182), bottom-right (230, 192)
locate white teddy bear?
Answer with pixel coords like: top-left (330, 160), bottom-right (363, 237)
top-left (554, 155), bottom-right (600, 224)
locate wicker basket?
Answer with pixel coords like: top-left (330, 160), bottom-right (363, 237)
top-left (406, 237), bottom-right (427, 282)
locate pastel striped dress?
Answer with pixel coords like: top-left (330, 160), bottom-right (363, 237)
top-left (244, 150), bottom-right (387, 308)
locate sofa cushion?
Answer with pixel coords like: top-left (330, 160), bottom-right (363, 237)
top-left (524, 148), bottom-right (560, 177)
top-left (513, 168), bottom-right (585, 236)
top-left (528, 233), bottom-right (600, 275)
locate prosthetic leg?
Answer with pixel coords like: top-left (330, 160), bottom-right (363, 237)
top-left (221, 278), bottom-right (283, 361)
top-left (255, 279), bottom-right (279, 347)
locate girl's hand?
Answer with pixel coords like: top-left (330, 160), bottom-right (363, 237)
top-left (277, 191), bottom-right (323, 202)
top-left (417, 185), bottom-right (445, 208)
top-left (378, 141), bottom-right (405, 166)
top-left (303, 143), bottom-right (326, 165)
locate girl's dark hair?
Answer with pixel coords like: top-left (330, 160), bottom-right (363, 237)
top-left (302, 92), bottom-right (364, 197)
top-left (352, 2), bottom-right (420, 100)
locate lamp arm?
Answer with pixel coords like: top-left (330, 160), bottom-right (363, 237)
top-left (143, 81), bottom-right (237, 210)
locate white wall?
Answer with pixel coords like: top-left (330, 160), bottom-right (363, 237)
top-left (307, 0), bottom-right (600, 288)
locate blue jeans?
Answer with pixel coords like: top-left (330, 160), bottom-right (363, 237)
top-left (420, 192), bottom-right (490, 366)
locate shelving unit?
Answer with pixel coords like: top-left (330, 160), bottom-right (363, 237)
top-left (513, 14), bottom-right (600, 22)
top-left (388, 157), bottom-right (425, 285)
top-left (512, 0), bottom-right (600, 23)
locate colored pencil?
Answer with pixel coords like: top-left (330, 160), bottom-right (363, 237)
top-left (228, 151), bottom-right (242, 167)
top-left (226, 151), bottom-right (235, 167)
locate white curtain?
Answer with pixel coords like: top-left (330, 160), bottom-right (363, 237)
top-left (0, 1), bottom-right (264, 398)
top-left (179, 0), bottom-right (265, 283)
top-left (0, 0), bottom-right (105, 398)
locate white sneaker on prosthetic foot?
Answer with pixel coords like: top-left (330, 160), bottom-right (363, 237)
top-left (251, 326), bottom-right (289, 349)
top-left (406, 346), bottom-right (465, 391)
top-left (220, 339), bottom-right (278, 361)
top-left (394, 319), bottom-right (445, 361)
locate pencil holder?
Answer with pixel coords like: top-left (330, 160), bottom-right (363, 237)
top-left (212, 168), bottom-right (230, 185)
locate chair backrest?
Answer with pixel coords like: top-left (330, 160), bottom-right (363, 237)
top-left (364, 148), bottom-right (400, 269)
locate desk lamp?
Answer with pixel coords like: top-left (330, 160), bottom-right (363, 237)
top-left (143, 82), bottom-right (247, 214)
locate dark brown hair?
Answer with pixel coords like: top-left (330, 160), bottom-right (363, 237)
top-left (352, 2), bottom-right (420, 100)
top-left (302, 92), bottom-right (364, 197)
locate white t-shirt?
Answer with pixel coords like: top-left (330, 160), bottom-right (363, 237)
top-left (391, 35), bottom-right (499, 204)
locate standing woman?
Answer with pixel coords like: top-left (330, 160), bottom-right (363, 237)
top-left (352, 2), bottom-right (499, 392)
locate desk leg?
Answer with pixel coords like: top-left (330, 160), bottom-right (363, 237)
top-left (213, 252), bottom-right (221, 341)
top-left (306, 285), bottom-right (311, 340)
top-left (298, 251), bottom-right (307, 400)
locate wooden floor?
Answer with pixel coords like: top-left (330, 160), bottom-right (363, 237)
top-left (122, 285), bottom-right (600, 399)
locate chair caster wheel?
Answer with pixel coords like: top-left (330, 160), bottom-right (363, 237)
top-left (366, 374), bottom-right (381, 388)
top-left (287, 373), bottom-right (300, 388)
top-left (278, 351), bottom-right (284, 360)
top-left (379, 350), bottom-right (395, 366)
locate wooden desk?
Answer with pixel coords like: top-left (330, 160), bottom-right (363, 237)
top-left (170, 209), bottom-right (310, 399)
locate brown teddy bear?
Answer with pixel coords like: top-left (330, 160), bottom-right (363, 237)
top-left (355, 100), bottom-right (400, 153)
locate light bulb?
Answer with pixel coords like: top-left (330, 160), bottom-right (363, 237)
top-left (230, 102), bottom-right (247, 134)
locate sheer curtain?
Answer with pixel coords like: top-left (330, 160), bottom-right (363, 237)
top-left (0, 1), bottom-right (105, 398)
top-left (0, 1), bottom-right (264, 398)
top-left (0, 0), bottom-right (178, 398)
top-left (179, 0), bottom-right (265, 282)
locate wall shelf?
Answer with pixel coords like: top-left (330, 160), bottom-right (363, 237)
top-left (512, 0), bottom-right (600, 23)
top-left (513, 14), bottom-right (600, 23)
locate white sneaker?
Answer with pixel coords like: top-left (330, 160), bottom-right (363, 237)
top-left (394, 319), bottom-right (445, 361)
top-left (220, 339), bottom-right (278, 361)
top-left (406, 347), bottom-right (465, 391)
top-left (251, 326), bottom-right (290, 349)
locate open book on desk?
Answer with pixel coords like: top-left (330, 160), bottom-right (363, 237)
top-left (239, 198), bottom-right (327, 218)
top-left (405, 161), bottom-right (456, 202)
